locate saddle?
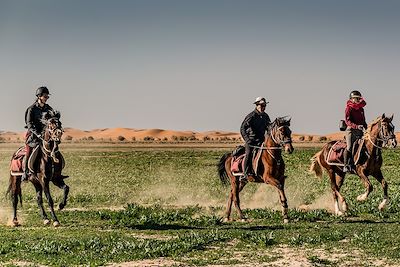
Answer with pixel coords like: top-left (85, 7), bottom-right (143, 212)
top-left (10, 146), bottom-right (65, 176)
top-left (326, 139), bottom-right (366, 167)
top-left (230, 145), bottom-right (263, 176)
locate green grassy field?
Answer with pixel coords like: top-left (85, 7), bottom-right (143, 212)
top-left (0, 143), bottom-right (400, 266)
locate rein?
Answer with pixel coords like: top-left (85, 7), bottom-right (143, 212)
top-left (250, 124), bottom-right (292, 150)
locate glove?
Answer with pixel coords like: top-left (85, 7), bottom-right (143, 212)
top-left (357, 125), bottom-right (364, 131)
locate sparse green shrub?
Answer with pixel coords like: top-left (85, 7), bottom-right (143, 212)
top-left (319, 136), bottom-right (327, 141)
top-left (143, 136), bottom-right (154, 141)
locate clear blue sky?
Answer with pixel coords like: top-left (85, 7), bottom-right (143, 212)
top-left (1, 0), bottom-right (399, 134)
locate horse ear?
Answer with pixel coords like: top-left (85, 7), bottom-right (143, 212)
top-left (389, 113), bottom-right (394, 122)
top-left (382, 113), bottom-right (386, 119)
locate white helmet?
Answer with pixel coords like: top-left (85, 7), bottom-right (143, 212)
top-left (253, 97), bottom-right (268, 105)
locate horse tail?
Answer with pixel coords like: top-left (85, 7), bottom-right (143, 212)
top-left (310, 151), bottom-right (323, 179)
top-left (218, 152), bottom-right (231, 186)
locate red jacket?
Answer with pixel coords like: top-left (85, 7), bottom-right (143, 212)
top-left (345, 99), bottom-right (367, 129)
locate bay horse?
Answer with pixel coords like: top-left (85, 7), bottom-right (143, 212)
top-left (310, 114), bottom-right (397, 215)
top-left (218, 117), bottom-right (294, 223)
top-left (7, 110), bottom-right (69, 227)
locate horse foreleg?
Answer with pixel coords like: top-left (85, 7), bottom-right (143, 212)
top-left (33, 183), bottom-right (50, 225)
top-left (356, 169), bottom-right (373, 202)
top-left (372, 170), bottom-right (388, 211)
top-left (43, 182), bottom-right (60, 227)
top-left (52, 179), bottom-right (69, 210)
top-left (267, 177), bottom-right (289, 223)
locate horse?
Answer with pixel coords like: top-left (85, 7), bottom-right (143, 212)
top-left (310, 114), bottom-right (397, 215)
top-left (7, 110), bottom-right (69, 227)
top-left (218, 117), bottom-right (294, 223)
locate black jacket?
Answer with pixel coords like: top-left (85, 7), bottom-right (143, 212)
top-left (240, 109), bottom-right (271, 144)
top-left (25, 101), bottom-right (54, 135)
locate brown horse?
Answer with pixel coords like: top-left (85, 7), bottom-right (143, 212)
top-left (218, 117), bottom-right (294, 223)
top-left (7, 110), bottom-right (68, 227)
top-left (310, 114), bottom-right (397, 215)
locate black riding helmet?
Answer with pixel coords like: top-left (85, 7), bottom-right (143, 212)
top-left (36, 86), bottom-right (50, 97)
top-left (349, 90), bottom-right (362, 99)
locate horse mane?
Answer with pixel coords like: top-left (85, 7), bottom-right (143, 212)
top-left (41, 110), bottom-right (62, 125)
top-left (273, 116), bottom-right (291, 126)
top-left (364, 116), bottom-right (382, 137)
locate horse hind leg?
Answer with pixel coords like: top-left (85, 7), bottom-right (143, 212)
top-left (232, 178), bottom-right (247, 221)
top-left (329, 170), bottom-right (346, 216)
top-left (224, 188), bottom-right (234, 222)
top-left (372, 170), bottom-right (388, 211)
top-left (335, 172), bottom-right (348, 212)
top-left (9, 175), bottom-right (21, 227)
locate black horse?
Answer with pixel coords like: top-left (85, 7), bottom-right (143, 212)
top-left (7, 110), bottom-right (69, 227)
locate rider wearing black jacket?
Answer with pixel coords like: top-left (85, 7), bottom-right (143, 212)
top-left (240, 97), bottom-right (271, 180)
top-left (22, 87), bottom-right (53, 181)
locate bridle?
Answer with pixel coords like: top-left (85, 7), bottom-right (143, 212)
top-left (41, 119), bottom-right (63, 160)
top-left (365, 120), bottom-right (396, 149)
top-left (249, 123), bottom-right (292, 151)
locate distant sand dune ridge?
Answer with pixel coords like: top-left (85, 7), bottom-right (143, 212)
top-left (0, 128), bottom-right (398, 142)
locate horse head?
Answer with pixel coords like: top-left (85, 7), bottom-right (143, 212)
top-left (269, 116), bottom-right (294, 154)
top-left (41, 110), bottom-right (63, 144)
top-left (368, 113), bottom-right (397, 149)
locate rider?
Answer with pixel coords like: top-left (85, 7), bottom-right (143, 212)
top-left (21, 86), bottom-right (54, 181)
top-left (343, 90), bottom-right (367, 173)
top-left (240, 97), bottom-right (271, 181)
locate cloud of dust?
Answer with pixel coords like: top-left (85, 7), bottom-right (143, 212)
top-left (133, 169), bottom-right (226, 207)
top-left (0, 205), bottom-right (14, 226)
top-left (133, 167), bottom-right (334, 213)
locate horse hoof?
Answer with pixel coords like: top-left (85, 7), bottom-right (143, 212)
top-left (222, 218), bottom-right (230, 223)
top-left (43, 219), bottom-right (51, 225)
top-left (58, 203), bottom-right (65, 210)
top-left (378, 199), bottom-right (388, 211)
top-left (283, 219), bottom-right (289, 224)
top-left (357, 194), bottom-right (367, 202)
top-left (12, 220), bottom-right (20, 227)
top-left (342, 202), bottom-right (348, 212)
top-left (335, 211), bottom-right (344, 216)
top-left (239, 218), bottom-right (247, 223)
top-left (53, 221), bottom-right (60, 227)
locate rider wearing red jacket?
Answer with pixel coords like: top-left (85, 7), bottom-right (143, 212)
top-left (343, 90), bottom-right (367, 173)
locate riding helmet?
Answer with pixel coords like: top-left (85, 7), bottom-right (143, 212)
top-left (349, 90), bottom-right (362, 99)
top-left (36, 86), bottom-right (50, 96)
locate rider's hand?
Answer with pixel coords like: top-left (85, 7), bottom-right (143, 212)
top-left (357, 125), bottom-right (364, 131)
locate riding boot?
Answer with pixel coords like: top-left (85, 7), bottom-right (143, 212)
top-left (343, 149), bottom-right (354, 173)
top-left (21, 146), bottom-right (31, 182)
top-left (348, 152), bottom-right (356, 172)
top-left (240, 145), bottom-right (253, 181)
